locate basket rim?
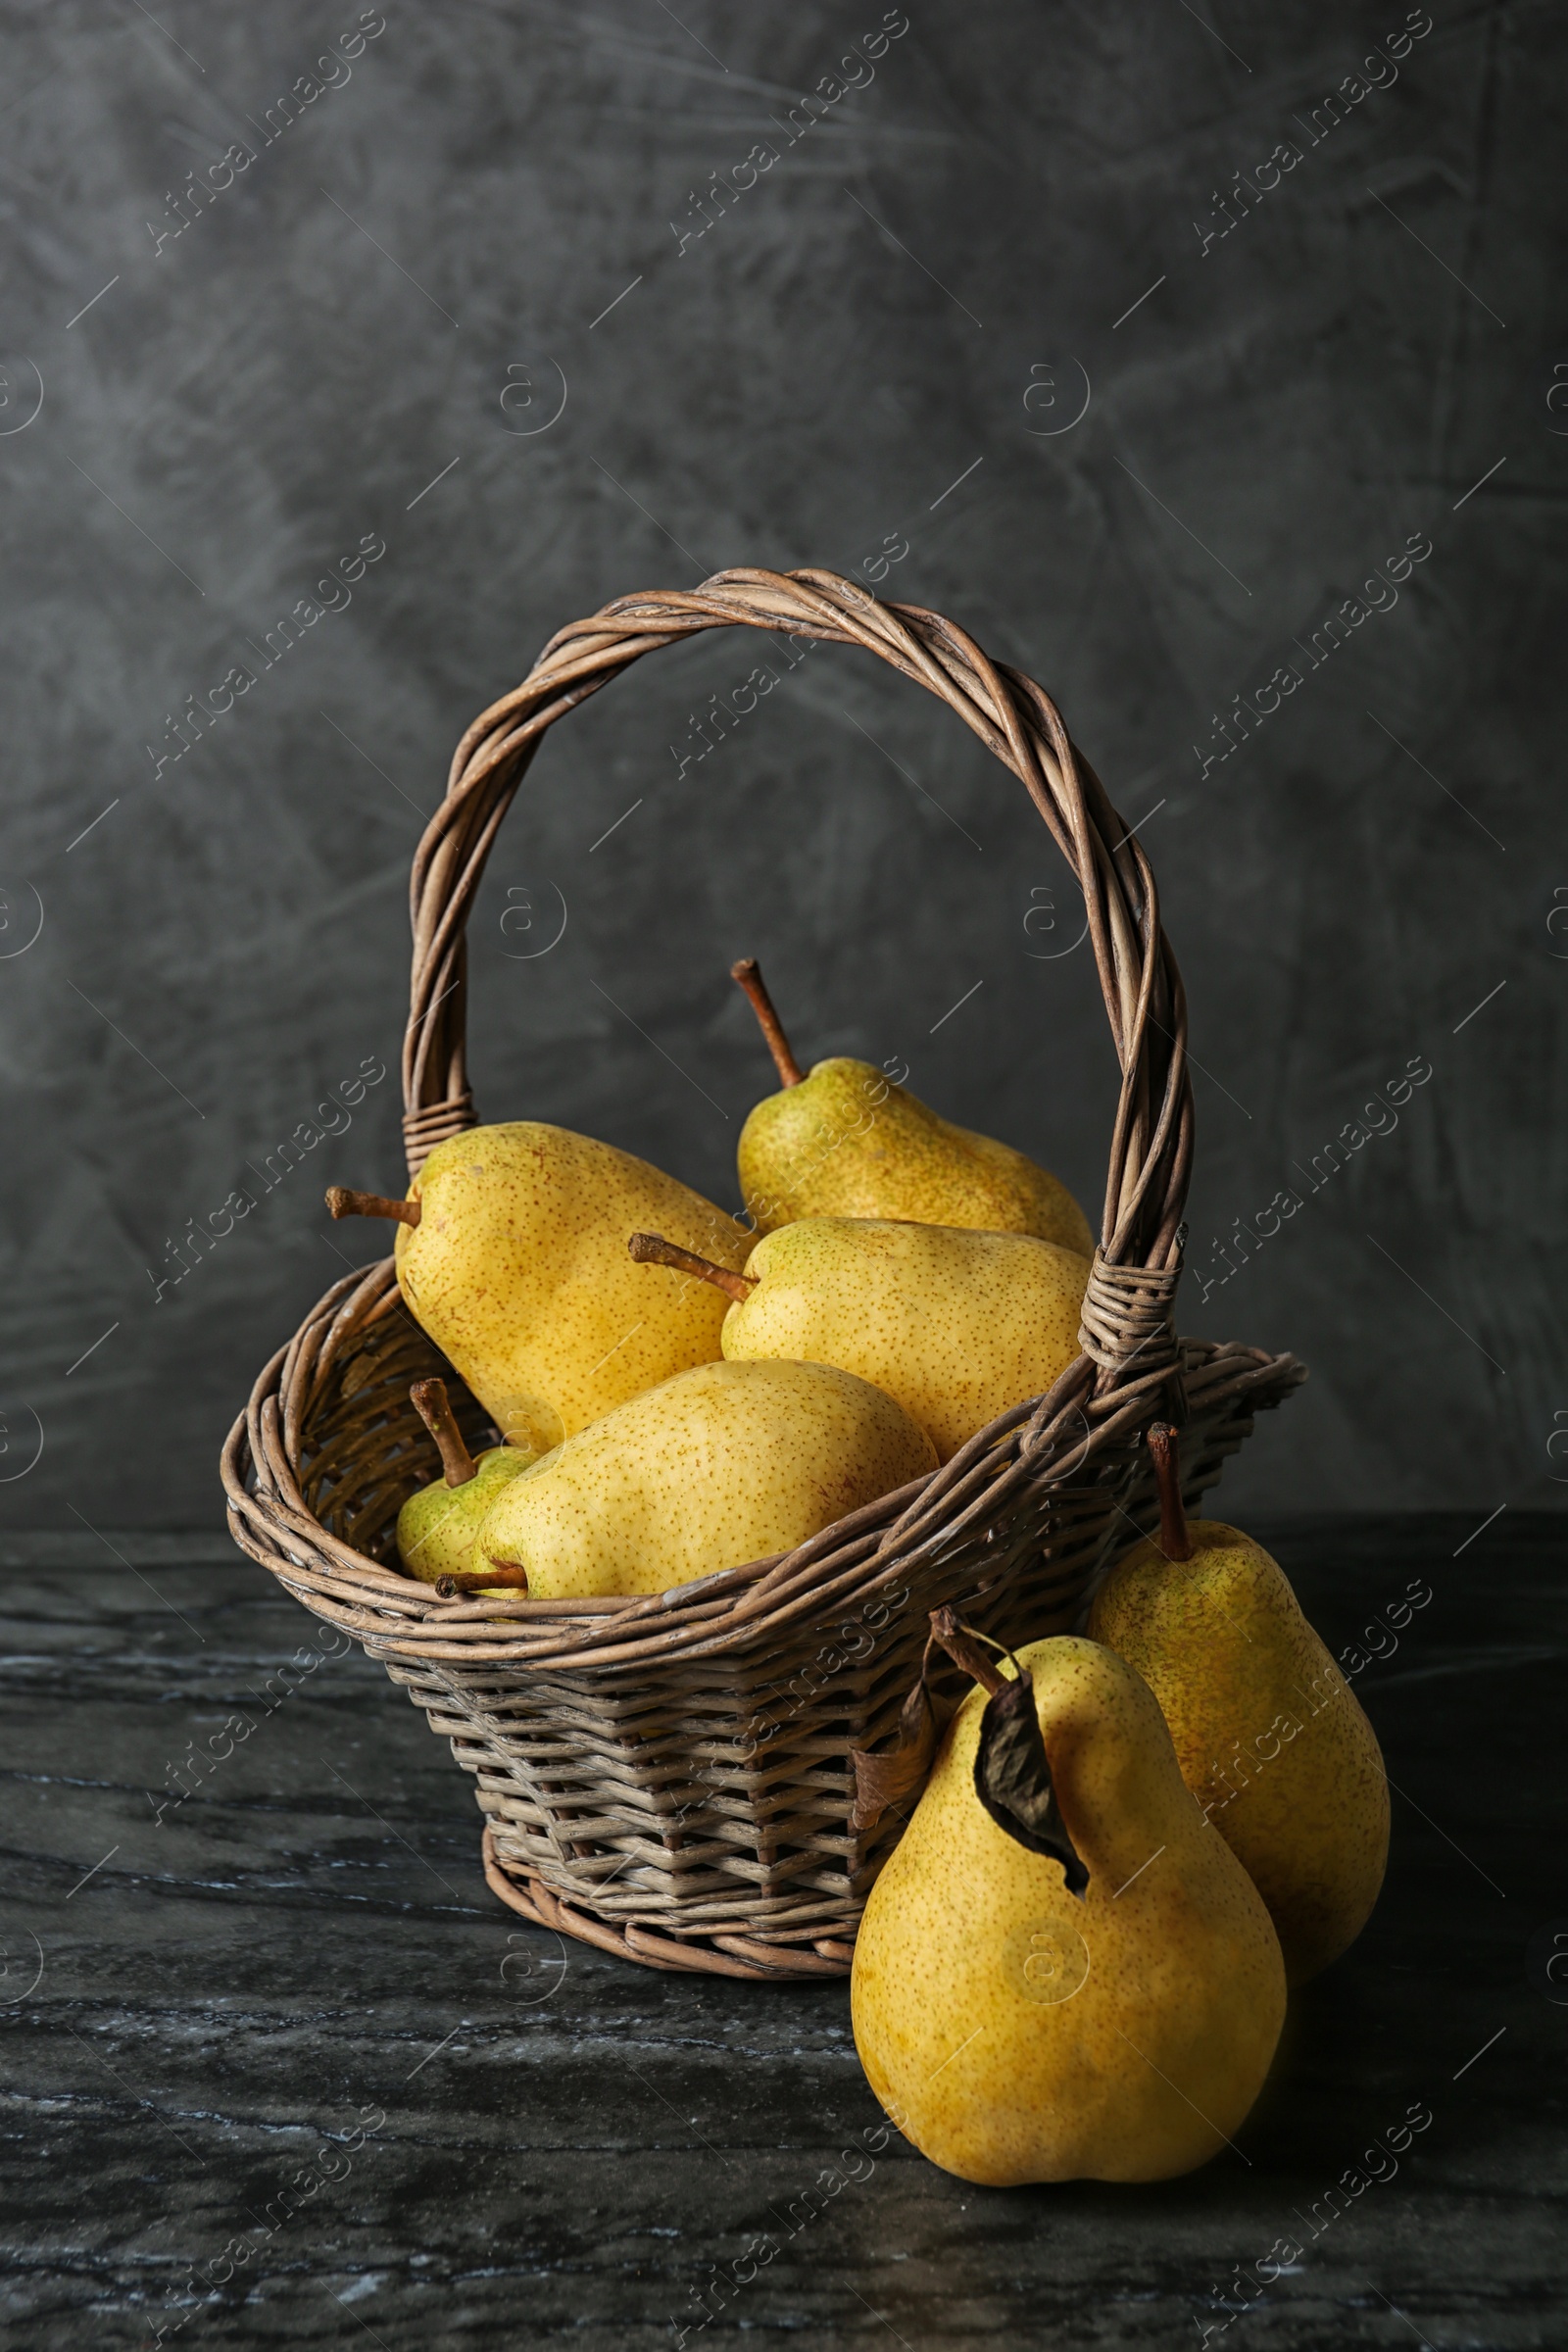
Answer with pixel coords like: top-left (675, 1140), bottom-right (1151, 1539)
top-left (222, 1252), bottom-right (1306, 1672)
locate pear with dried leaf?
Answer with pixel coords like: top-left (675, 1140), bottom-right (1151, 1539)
top-left (851, 1613), bottom-right (1286, 2185)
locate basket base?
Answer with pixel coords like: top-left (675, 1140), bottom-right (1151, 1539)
top-left (479, 1827), bottom-right (853, 1983)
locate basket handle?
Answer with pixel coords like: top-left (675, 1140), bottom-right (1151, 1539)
top-left (399, 567), bottom-right (1192, 1339)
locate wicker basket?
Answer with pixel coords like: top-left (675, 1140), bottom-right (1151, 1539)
top-left (222, 567), bottom-right (1303, 1981)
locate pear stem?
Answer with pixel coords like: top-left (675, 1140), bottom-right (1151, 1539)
top-left (1148, 1421), bottom-right (1193, 1562)
top-left (435, 1564), bottom-right (530, 1596)
top-left (326, 1185), bottom-right (420, 1228)
top-left (628, 1231), bottom-right (757, 1304)
top-left (928, 1605), bottom-right (1008, 1698)
top-left (409, 1378), bottom-right (475, 1487)
top-left (731, 957), bottom-right (805, 1089)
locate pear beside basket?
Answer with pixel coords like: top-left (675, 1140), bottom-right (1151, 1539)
top-left (221, 568), bottom-right (1303, 1981)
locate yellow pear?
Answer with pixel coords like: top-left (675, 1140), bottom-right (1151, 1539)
top-left (730, 958), bottom-right (1094, 1251)
top-left (325, 1123), bottom-right (751, 1453)
top-left (628, 1218), bottom-right (1089, 1463)
top-left (1089, 1425), bottom-right (1390, 1984)
top-left (394, 1378), bottom-right (537, 1589)
top-left (852, 1616), bottom-right (1286, 2185)
top-left (471, 1357), bottom-right (936, 1600)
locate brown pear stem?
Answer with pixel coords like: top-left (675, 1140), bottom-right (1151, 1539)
top-left (928, 1606), bottom-right (1008, 1698)
top-left (326, 1186), bottom-right (420, 1228)
top-left (1148, 1422), bottom-right (1193, 1562)
top-left (730, 957), bottom-right (805, 1089)
top-left (628, 1231), bottom-right (757, 1305)
top-left (409, 1378), bottom-right (475, 1487)
top-left (435, 1564), bottom-right (530, 1596)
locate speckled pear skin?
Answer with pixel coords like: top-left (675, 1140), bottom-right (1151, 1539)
top-left (721, 1218), bottom-right (1091, 1463)
top-left (392, 1123), bottom-right (751, 1454)
top-left (394, 1446), bottom-right (536, 1585)
top-left (1089, 1522), bottom-right (1390, 1985)
top-left (851, 1637), bottom-right (1286, 2186)
top-left (472, 1357), bottom-right (938, 1600)
top-left (737, 1057), bottom-right (1096, 1254)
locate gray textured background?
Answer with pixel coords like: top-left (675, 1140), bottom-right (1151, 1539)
top-left (0, 0), bottom-right (1560, 1533)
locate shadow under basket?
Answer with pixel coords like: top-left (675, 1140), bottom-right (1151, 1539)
top-left (221, 567), bottom-right (1304, 1981)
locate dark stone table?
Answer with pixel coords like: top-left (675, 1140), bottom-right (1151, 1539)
top-left (3, 1512), bottom-right (1563, 2349)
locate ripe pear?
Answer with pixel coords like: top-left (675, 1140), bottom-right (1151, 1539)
top-left (394, 1378), bottom-right (536, 1588)
top-left (852, 1616), bottom-right (1286, 2184)
top-left (326, 1122), bottom-right (751, 1454)
top-left (629, 1218), bottom-right (1090, 1464)
top-left (472, 1357), bottom-right (937, 1600)
top-left (1089, 1426), bottom-right (1390, 1985)
top-left (730, 958), bottom-right (1094, 1251)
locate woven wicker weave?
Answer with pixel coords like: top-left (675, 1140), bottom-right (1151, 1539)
top-left (222, 567), bottom-right (1303, 1980)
